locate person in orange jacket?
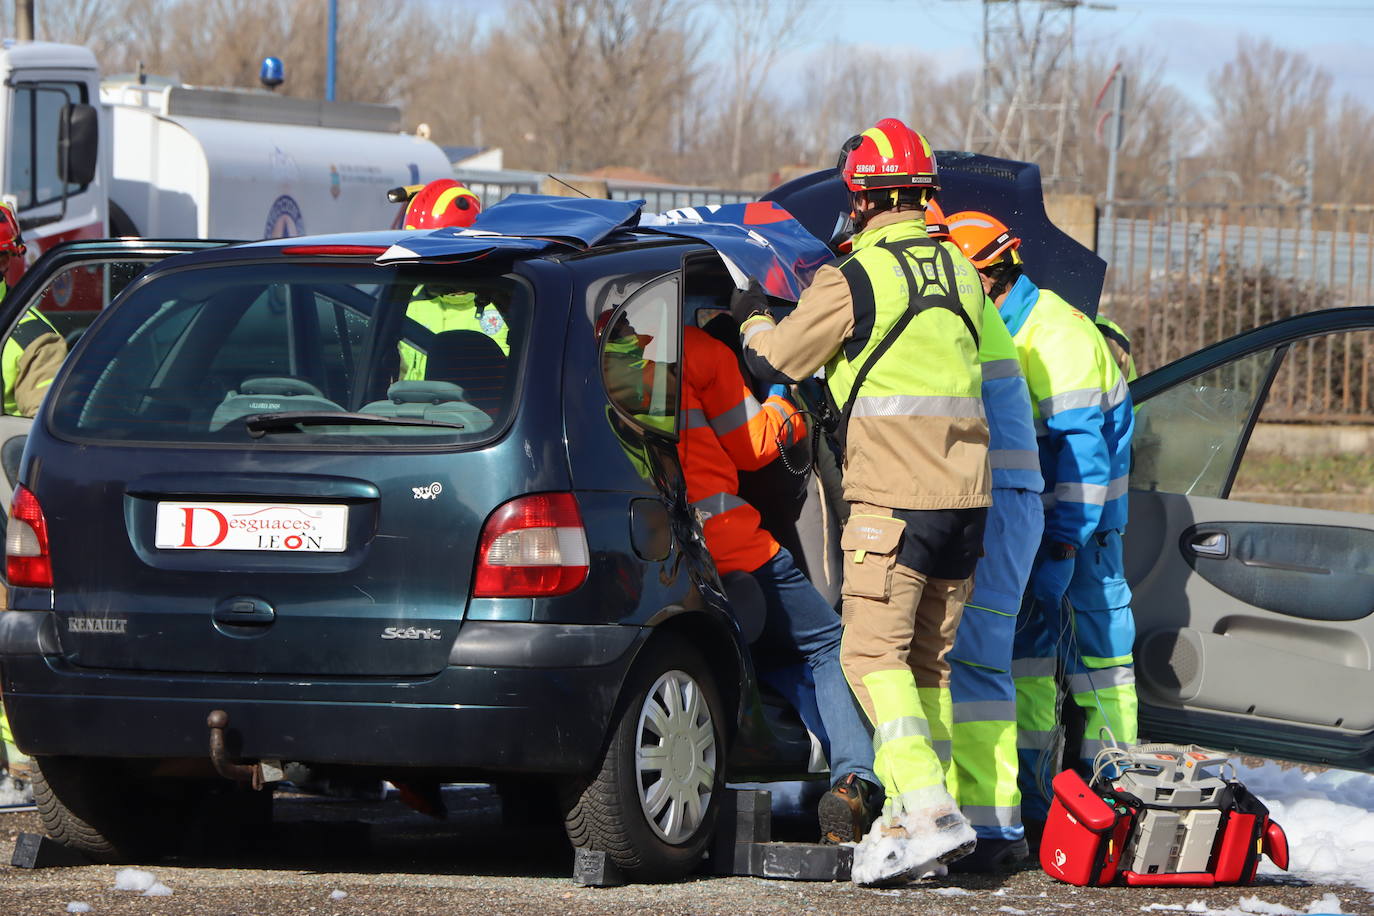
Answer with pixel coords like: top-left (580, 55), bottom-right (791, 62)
top-left (678, 323), bottom-right (882, 843)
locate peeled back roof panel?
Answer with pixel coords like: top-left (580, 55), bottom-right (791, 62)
top-left (376, 194), bottom-right (647, 265)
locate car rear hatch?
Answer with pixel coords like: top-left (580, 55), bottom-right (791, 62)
top-left (30, 252), bottom-right (567, 677)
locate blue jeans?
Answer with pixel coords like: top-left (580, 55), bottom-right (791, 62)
top-left (750, 546), bottom-right (877, 787)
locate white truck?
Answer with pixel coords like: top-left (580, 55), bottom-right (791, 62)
top-left (0, 39), bottom-right (451, 266)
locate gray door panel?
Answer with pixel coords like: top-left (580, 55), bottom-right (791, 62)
top-left (1128, 489), bottom-right (1374, 738)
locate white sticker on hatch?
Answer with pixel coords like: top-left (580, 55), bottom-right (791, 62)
top-left (155, 502), bottom-right (348, 552)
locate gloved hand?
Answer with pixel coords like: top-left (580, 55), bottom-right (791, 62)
top-left (730, 279), bottom-right (769, 326)
top-left (1029, 545), bottom-right (1076, 609)
top-left (766, 383), bottom-right (789, 400)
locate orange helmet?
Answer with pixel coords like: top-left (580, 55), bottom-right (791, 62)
top-left (403, 179), bottom-right (481, 231)
top-left (839, 118), bottom-right (939, 193)
top-left (924, 198), bottom-right (949, 240)
top-left (946, 210), bottom-right (1021, 269)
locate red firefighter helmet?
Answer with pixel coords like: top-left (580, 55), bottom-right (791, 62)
top-left (0, 203), bottom-right (27, 286)
top-left (403, 179), bottom-right (481, 230)
top-left (946, 210), bottom-right (1022, 269)
top-left (839, 118), bottom-right (939, 193)
top-left (924, 198), bottom-right (950, 240)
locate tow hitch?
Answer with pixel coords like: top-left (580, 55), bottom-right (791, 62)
top-left (206, 709), bottom-right (284, 791)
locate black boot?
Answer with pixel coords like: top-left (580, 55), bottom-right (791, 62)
top-left (818, 773), bottom-right (884, 844)
top-left (947, 835), bottom-right (1030, 873)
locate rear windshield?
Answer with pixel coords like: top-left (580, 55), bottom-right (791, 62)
top-left (49, 261), bottom-right (531, 447)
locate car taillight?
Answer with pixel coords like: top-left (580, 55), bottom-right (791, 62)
top-left (473, 493), bottom-right (589, 598)
top-left (6, 485), bottom-right (52, 588)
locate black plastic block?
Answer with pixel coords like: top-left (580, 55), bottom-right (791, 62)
top-left (10, 833), bottom-right (90, 868)
top-left (754, 841), bottom-right (852, 881)
top-left (572, 847), bottom-right (625, 887)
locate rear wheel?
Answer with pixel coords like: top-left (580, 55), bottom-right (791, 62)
top-left (561, 639), bottom-right (725, 882)
top-left (33, 757), bottom-right (268, 863)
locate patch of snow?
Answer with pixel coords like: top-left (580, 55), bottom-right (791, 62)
top-left (1187, 903), bottom-right (1211, 913)
top-left (1142, 906), bottom-right (1185, 912)
top-left (0, 774), bottom-right (32, 806)
top-left (66, 904), bottom-right (91, 914)
top-left (143, 882), bottom-right (172, 897)
top-left (850, 808), bottom-right (974, 886)
top-left (1234, 760), bottom-right (1374, 892)
top-left (1304, 892), bottom-right (1344, 914)
top-left (1237, 897), bottom-right (1298, 915)
top-left (114, 868), bottom-right (157, 891)
top-left (929, 887), bottom-right (971, 896)
top-left (330, 889), bottom-right (348, 900)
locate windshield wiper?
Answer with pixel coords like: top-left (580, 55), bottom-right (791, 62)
top-left (244, 411), bottom-right (465, 438)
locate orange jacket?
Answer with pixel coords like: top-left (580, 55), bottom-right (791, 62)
top-left (679, 325), bottom-right (806, 575)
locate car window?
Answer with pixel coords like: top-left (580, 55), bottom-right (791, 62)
top-left (0, 258), bottom-right (160, 416)
top-left (1230, 331), bottom-right (1374, 512)
top-left (5, 81), bottom-right (88, 209)
top-left (1131, 348), bottom-right (1277, 497)
top-left (600, 273), bottom-right (679, 436)
top-left (49, 262), bottom-right (531, 447)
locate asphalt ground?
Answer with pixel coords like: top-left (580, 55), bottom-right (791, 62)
top-left (2, 787), bottom-right (1371, 916)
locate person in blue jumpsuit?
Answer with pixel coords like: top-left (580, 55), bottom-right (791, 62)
top-left (926, 203), bottom-right (1044, 873)
top-left (947, 210), bottom-right (1136, 845)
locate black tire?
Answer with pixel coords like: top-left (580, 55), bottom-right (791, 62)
top-left (107, 200), bottom-right (139, 238)
top-left (33, 757), bottom-right (249, 863)
top-left (561, 639), bottom-right (725, 882)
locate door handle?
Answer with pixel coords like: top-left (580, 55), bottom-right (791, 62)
top-left (1189, 531), bottom-right (1228, 558)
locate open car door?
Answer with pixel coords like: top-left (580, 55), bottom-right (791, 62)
top-left (0, 239), bottom-right (233, 551)
top-left (1127, 307), bottom-right (1374, 772)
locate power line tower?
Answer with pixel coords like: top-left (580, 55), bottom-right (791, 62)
top-left (964, 0), bottom-right (1106, 193)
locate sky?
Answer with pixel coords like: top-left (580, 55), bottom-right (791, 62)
top-left (442, 0), bottom-right (1374, 110)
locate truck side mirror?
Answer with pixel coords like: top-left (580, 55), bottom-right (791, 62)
top-left (57, 103), bottom-right (99, 187)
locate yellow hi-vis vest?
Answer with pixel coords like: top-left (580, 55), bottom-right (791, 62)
top-left (398, 290), bottom-right (509, 381)
top-left (3, 305), bottom-right (60, 416)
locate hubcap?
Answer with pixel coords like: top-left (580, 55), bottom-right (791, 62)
top-left (635, 669), bottom-right (716, 844)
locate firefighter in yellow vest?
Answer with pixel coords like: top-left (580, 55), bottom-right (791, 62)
top-left (0, 204), bottom-right (65, 418)
top-left (735, 119), bottom-right (989, 884)
top-left (393, 180), bottom-right (508, 379)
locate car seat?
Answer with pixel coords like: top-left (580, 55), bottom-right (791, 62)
top-left (359, 380), bottom-right (492, 433)
top-left (208, 376), bottom-right (345, 431)
top-left (424, 330), bottom-right (509, 419)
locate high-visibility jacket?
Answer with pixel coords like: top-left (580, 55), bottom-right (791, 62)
top-left (1095, 313), bottom-right (1138, 383)
top-left (998, 276), bottom-right (1133, 544)
top-left (979, 298), bottom-right (1042, 494)
top-left (3, 303), bottom-right (64, 417)
top-left (680, 325), bottom-right (805, 575)
top-left (740, 210), bottom-right (990, 511)
top-left (399, 289), bottom-right (509, 380)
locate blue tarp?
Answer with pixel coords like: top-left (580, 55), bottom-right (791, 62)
top-left (375, 196), bottom-right (833, 303)
top-left (376, 194), bottom-right (646, 264)
top-left (642, 201), bottom-right (832, 301)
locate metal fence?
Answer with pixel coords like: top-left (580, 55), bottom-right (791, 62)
top-left (452, 167), bottom-right (754, 212)
top-left (1097, 202), bottom-right (1374, 423)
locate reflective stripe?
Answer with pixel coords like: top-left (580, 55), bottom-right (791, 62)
top-left (741, 317), bottom-right (773, 348)
top-left (1079, 738), bottom-right (1122, 764)
top-left (1034, 418), bottom-right (1049, 437)
top-left (1103, 373), bottom-right (1130, 410)
top-left (874, 714), bottom-right (932, 749)
top-left (1055, 481), bottom-right (1107, 506)
top-left (953, 700), bottom-right (1017, 723)
top-left (1083, 653), bottom-right (1134, 668)
top-left (1106, 474), bottom-right (1130, 500)
top-left (691, 492), bottom-right (749, 519)
top-left (933, 739), bottom-right (951, 763)
top-left (990, 448), bottom-right (1041, 471)
top-left (762, 400), bottom-right (789, 422)
top-left (1067, 668), bottom-right (1136, 694)
top-left (962, 804), bottom-right (1023, 828)
top-left (1038, 386), bottom-right (1102, 417)
top-left (707, 394), bottom-right (763, 438)
top-left (1017, 729), bottom-right (1055, 750)
top-left (850, 394), bottom-right (986, 420)
top-left (1012, 657), bottom-right (1056, 678)
top-left (684, 408), bottom-right (709, 429)
top-left (981, 358), bottom-right (1022, 381)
